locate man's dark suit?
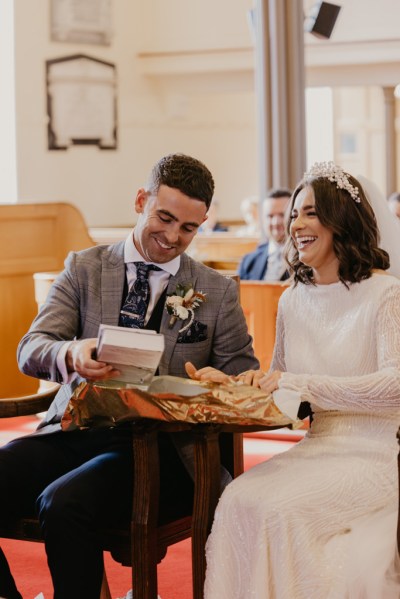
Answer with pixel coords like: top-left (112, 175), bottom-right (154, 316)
top-left (0, 242), bottom-right (259, 599)
top-left (238, 242), bottom-right (289, 281)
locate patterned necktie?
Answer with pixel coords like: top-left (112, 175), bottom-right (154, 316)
top-left (119, 262), bottom-right (161, 329)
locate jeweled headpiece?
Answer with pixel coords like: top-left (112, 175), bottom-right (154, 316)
top-left (304, 161), bottom-right (361, 203)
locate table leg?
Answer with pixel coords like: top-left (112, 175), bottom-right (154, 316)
top-left (131, 427), bottom-right (160, 599)
top-left (191, 429), bottom-right (221, 599)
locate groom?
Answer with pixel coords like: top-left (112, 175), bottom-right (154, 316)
top-left (0, 153), bottom-right (259, 599)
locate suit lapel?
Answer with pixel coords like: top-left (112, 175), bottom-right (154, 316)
top-left (159, 254), bottom-right (196, 371)
top-left (258, 242), bottom-right (270, 279)
top-left (100, 241), bottom-right (126, 325)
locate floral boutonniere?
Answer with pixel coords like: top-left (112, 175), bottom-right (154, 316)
top-left (165, 283), bottom-right (206, 332)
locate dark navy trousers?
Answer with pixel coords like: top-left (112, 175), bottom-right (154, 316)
top-left (0, 427), bottom-right (193, 599)
top-left (0, 427), bottom-right (133, 599)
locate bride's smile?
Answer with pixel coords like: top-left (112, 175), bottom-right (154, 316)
top-left (290, 186), bottom-right (339, 284)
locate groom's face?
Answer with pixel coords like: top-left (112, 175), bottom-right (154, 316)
top-left (133, 184), bottom-right (208, 264)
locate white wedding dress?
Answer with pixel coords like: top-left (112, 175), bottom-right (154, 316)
top-left (204, 273), bottom-right (400, 599)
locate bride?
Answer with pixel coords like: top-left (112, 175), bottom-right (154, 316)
top-left (187, 162), bottom-right (400, 598)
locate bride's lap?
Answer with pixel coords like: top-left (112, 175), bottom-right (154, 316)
top-left (220, 435), bottom-right (397, 521)
top-left (206, 433), bottom-right (399, 599)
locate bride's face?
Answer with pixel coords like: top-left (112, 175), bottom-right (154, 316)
top-left (290, 186), bottom-right (339, 284)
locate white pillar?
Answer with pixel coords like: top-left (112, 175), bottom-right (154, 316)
top-left (382, 86), bottom-right (397, 197)
top-left (0, 0), bottom-right (17, 203)
top-left (254, 0), bottom-right (306, 200)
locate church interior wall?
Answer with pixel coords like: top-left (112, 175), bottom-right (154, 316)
top-left (8, 0), bottom-right (400, 227)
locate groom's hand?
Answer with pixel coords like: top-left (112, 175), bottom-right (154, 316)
top-left (66, 338), bottom-right (119, 381)
top-left (185, 361), bottom-right (232, 384)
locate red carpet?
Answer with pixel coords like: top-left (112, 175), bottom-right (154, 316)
top-left (0, 417), bottom-right (299, 598)
top-left (4, 538), bottom-right (193, 599)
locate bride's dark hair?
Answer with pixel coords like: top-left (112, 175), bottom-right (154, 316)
top-left (286, 174), bottom-right (390, 286)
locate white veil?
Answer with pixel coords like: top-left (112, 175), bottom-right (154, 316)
top-left (357, 175), bottom-right (400, 278)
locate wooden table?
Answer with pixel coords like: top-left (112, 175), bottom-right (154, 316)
top-left (129, 418), bottom-right (279, 599)
top-left (0, 386), bottom-right (281, 599)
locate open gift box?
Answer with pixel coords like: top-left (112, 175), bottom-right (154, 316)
top-left (61, 375), bottom-right (298, 431)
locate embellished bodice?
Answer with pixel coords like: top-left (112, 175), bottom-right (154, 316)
top-left (272, 274), bottom-right (400, 423)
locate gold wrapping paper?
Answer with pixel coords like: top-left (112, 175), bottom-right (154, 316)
top-left (61, 375), bottom-right (297, 431)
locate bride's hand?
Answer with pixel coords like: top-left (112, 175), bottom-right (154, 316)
top-left (258, 370), bottom-right (282, 394)
top-left (185, 362), bottom-right (232, 384)
top-left (234, 369), bottom-right (266, 387)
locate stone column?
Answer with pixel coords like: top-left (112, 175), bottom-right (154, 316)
top-left (382, 86), bottom-right (397, 196)
top-left (254, 0), bottom-right (306, 201)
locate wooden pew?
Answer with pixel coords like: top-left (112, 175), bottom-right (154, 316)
top-left (189, 233), bottom-right (259, 269)
top-left (240, 280), bottom-right (288, 371)
top-left (89, 229), bottom-right (260, 271)
top-left (0, 202), bottom-right (94, 397)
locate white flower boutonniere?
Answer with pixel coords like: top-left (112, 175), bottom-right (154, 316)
top-left (165, 283), bottom-right (206, 333)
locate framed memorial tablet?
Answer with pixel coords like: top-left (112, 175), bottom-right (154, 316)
top-left (46, 54), bottom-right (117, 150)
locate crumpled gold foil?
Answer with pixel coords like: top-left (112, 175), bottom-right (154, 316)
top-left (61, 375), bottom-right (297, 431)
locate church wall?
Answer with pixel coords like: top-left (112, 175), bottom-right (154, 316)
top-left (12, 0), bottom-right (400, 226)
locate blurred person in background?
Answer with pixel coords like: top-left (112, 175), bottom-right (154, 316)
top-left (235, 196), bottom-right (261, 237)
top-left (238, 188), bottom-right (292, 281)
top-left (388, 192), bottom-right (400, 220)
top-left (199, 199), bottom-right (228, 233)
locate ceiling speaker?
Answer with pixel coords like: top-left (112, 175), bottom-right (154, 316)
top-left (304, 2), bottom-right (341, 39)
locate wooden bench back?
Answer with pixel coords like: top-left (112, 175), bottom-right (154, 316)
top-left (239, 280), bottom-right (288, 371)
top-left (189, 233), bottom-right (259, 268)
top-left (0, 202), bottom-right (94, 396)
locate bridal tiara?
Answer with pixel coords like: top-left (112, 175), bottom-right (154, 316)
top-left (304, 161), bottom-right (361, 203)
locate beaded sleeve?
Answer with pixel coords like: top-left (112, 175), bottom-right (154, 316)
top-left (279, 285), bottom-right (400, 413)
top-left (269, 295), bottom-right (286, 373)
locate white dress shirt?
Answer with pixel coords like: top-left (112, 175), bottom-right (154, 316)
top-left (123, 230), bottom-right (180, 324)
top-left (263, 239), bottom-right (286, 281)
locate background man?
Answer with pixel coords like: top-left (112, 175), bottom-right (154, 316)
top-left (198, 198), bottom-right (228, 233)
top-left (0, 153), bottom-right (258, 599)
top-left (235, 195), bottom-right (260, 237)
top-left (238, 188), bottom-right (292, 281)
top-left (388, 191), bottom-right (400, 220)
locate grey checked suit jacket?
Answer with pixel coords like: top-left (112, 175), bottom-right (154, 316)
top-left (18, 241), bottom-right (259, 436)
